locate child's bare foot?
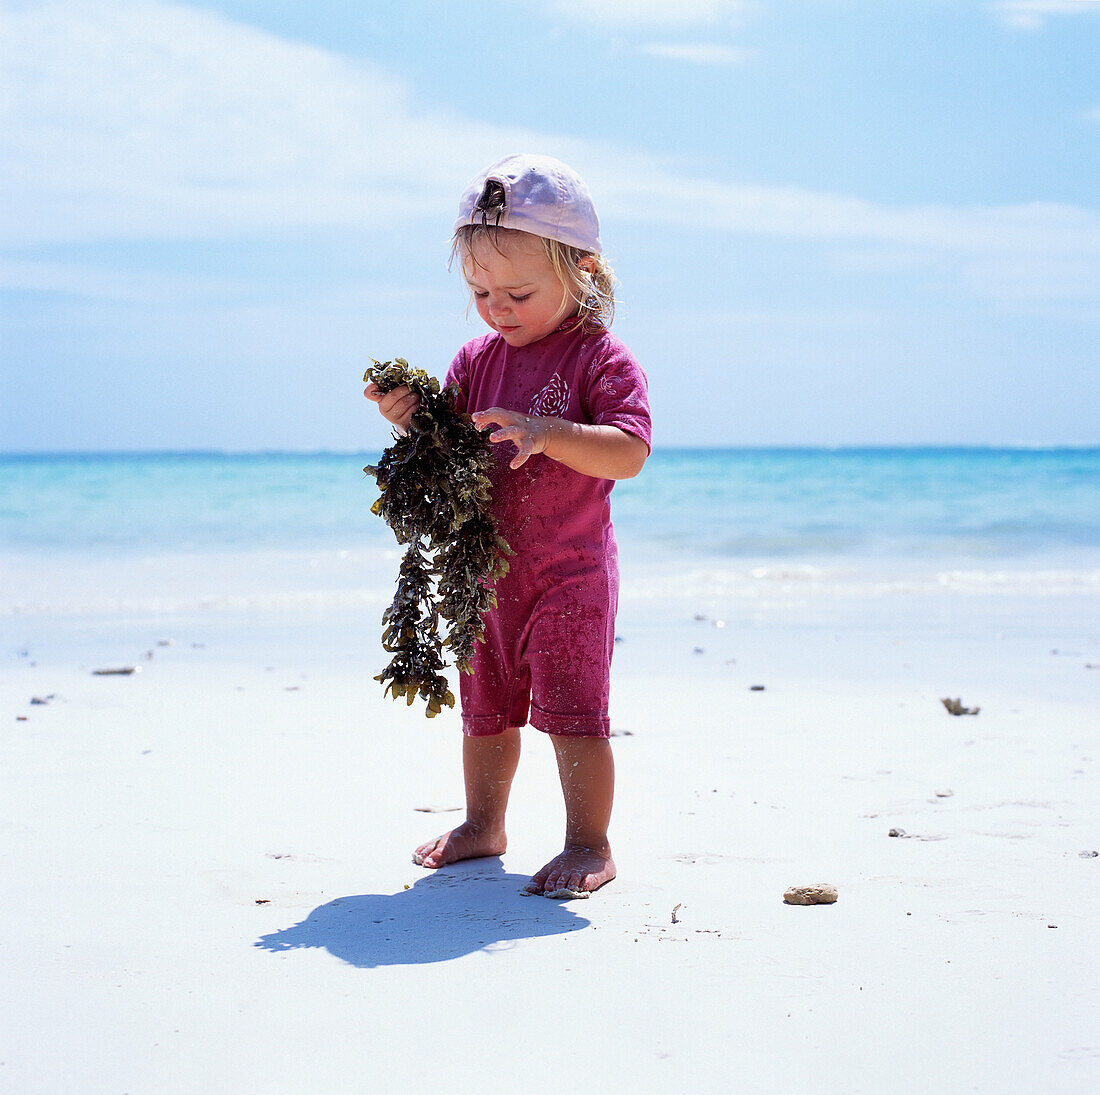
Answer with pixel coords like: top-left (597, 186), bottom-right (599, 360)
top-left (412, 821), bottom-right (507, 869)
top-left (524, 843), bottom-right (616, 899)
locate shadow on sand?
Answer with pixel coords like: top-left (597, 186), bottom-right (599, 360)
top-left (254, 858), bottom-right (589, 968)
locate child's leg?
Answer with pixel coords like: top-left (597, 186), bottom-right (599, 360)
top-left (525, 735), bottom-right (616, 896)
top-left (413, 726), bottom-right (520, 868)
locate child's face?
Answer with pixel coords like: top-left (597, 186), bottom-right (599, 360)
top-left (462, 233), bottom-right (577, 348)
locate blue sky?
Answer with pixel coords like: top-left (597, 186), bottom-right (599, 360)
top-left (2, 0), bottom-right (1098, 451)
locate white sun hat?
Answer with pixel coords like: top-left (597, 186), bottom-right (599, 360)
top-left (453, 153), bottom-right (602, 254)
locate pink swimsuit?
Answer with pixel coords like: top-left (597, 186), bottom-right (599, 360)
top-left (445, 323), bottom-right (652, 738)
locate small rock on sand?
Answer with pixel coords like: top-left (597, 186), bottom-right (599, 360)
top-left (888, 827), bottom-right (946, 842)
top-left (784, 884), bottom-right (837, 906)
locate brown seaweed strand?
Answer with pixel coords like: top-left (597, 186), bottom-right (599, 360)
top-left (363, 357), bottom-right (511, 716)
top-left (374, 542), bottom-right (454, 716)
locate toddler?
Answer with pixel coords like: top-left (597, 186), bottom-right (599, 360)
top-left (365, 153), bottom-right (651, 898)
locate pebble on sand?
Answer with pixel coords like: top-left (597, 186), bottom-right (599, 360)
top-left (784, 884), bottom-right (838, 905)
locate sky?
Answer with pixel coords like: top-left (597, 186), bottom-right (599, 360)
top-left (1, 0), bottom-right (1098, 451)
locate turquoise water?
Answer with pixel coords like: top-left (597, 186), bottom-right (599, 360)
top-left (2, 448), bottom-right (1098, 564)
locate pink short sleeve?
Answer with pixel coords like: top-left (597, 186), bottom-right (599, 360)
top-left (584, 341), bottom-right (652, 452)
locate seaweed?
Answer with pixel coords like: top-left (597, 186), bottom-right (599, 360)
top-left (364, 358), bottom-right (512, 716)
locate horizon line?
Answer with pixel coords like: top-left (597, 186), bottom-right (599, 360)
top-left (3, 443), bottom-right (1099, 459)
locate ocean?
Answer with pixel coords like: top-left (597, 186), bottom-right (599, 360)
top-left (2, 448), bottom-right (1099, 617)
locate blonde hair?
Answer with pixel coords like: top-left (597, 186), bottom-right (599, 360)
top-left (450, 223), bottom-right (617, 333)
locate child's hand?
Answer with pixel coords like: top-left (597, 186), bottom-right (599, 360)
top-left (472, 408), bottom-right (551, 470)
top-left (365, 382), bottom-right (420, 432)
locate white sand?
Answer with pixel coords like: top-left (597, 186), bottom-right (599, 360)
top-left (2, 556), bottom-right (1098, 1094)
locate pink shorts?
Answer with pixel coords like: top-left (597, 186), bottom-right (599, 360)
top-left (459, 564), bottom-right (617, 739)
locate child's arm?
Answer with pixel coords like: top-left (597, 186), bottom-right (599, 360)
top-left (471, 408), bottom-right (648, 480)
top-left (364, 383), bottom-right (419, 434)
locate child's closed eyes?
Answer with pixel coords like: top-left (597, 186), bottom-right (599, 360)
top-left (472, 290), bottom-right (533, 303)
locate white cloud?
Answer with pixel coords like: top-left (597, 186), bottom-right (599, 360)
top-left (594, 171), bottom-right (1100, 260)
top-left (958, 253), bottom-right (1100, 303)
top-left (549, 0), bottom-right (756, 27)
top-left (638, 42), bottom-right (752, 65)
top-left (0, 257), bottom-right (248, 302)
top-left (991, 1), bottom-right (1100, 30)
top-left (1, 0), bottom-right (1098, 308)
top-left (0, 0), bottom-right (535, 245)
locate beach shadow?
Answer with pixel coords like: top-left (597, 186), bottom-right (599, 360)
top-left (254, 858), bottom-right (589, 968)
